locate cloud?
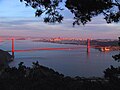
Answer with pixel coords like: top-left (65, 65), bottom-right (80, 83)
top-left (0, 17), bottom-right (119, 39)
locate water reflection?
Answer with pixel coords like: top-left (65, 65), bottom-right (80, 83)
top-left (86, 51), bottom-right (90, 59)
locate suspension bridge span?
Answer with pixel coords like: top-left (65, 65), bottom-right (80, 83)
top-left (0, 38), bottom-right (106, 58)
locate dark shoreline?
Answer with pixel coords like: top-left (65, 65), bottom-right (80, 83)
top-left (0, 49), bottom-right (14, 69)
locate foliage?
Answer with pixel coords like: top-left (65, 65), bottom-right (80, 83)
top-left (112, 37), bottom-right (120, 61)
top-left (104, 37), bottom-right (120, 80)
top-left (112, 54), bottom-right (120, 61)
top-left (20, 0), bottom-right (63, 23)
top-left (20, 0), bottom-right (120, 25)
top-left (104, 65), bottom-right (120, 79)
top-left (0, 62), bottom-right (120, 90)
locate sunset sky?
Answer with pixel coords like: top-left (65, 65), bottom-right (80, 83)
top-left (0, 0), bottom-right (120, 39)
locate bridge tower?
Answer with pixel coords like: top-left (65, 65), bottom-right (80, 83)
top-left (87, 39), bottom-right (90, 53)
top-left (12, 38), bottom-right (15, 58)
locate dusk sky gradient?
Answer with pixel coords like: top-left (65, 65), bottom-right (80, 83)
top-left (0, 0), bottom-right (120, 39)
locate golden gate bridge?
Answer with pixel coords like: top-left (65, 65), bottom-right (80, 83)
top-left (0, 38), bottom-right (106, 58)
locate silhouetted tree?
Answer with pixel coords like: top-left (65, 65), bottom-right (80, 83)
top-left (20, 0), bottom-right (63, 23)
top-left (112, 37), bottom-right (120, 61)
top-left (0, 62), bottom-right (120, 90)
top-left (104, 37), bottom-right (120, 80)
top-left (104, 65), bottom-right (120, 80)
top-left (66, 0), bottom-right (113, 25)
top-left (20, 0), bottom-right (120, 25)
